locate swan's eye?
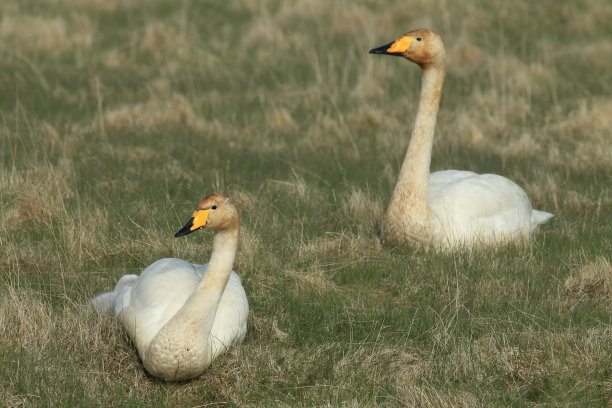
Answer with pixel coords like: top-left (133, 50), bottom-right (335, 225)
top-left (416, 37), bottom-right (422, 41)
top-left (211, 205), bottom-right (217, 210)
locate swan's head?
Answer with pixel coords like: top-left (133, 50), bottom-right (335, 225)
top-left (369, 29), bottom-right (445, 69)
top-left (174, 194), bottom-right (238, 237)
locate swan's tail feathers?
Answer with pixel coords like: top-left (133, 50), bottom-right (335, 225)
top-left (531, 210), bottom-right (554, 227)
top-left (91, 291), bottom-right (116, 313)
top-left (91, 274), bottom-right (138, 313)
top-left (114, 274), bottom-right (138, 291)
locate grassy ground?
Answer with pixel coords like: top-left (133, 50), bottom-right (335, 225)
top-left (1, 0), bottom-right (612, 406)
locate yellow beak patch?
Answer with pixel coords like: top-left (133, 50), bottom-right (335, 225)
top-left (387, 36), bottom-right (415, 53)
top-left (190, 209), bottom-right (211, 231)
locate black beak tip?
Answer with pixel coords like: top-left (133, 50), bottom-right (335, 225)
top-left (369, 41), bottom-right (396, 55)
top-left (174, 218), bottom-right (195, 238)
top-left (174, 229), bottom-right (187, 238)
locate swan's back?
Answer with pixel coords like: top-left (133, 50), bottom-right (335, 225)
top-left (428, 170), bottom-right (552, 247)
top-left (113, 258), bottom-right (248, 359)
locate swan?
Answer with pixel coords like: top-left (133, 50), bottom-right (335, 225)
top-left (369, 29), bottom-right (553, 249)
top-left (91, 194), bottom-right (248, 381)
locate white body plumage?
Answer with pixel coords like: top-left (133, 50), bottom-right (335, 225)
top-left (92, 194), bottom-right (248, 381)
top-left (426, 170), bottom-right (553, 248)
top-left (371, 29), bottom-right (553, 249)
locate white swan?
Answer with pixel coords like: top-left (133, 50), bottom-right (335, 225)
top-left (369, 29), bottom-right (553, 249)
top-left (92, 194), bottom-right (248, 381)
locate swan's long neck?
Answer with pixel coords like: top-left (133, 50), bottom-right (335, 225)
top-left (384, 64), bottom-right (445, 245)
top-left (182, 226), bottom-right (239, 333)
top-left (144, 225), bottom-right (239, 379)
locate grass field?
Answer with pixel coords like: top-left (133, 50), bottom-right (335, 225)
top-left (1, 0), bottom-right (612, 406)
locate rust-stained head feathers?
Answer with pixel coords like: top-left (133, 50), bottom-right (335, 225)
top-left (369, 28), bottom-right (446, 69)
top-left (174, 194), bottom-right (238, 237)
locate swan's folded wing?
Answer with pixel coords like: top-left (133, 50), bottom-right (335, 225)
top-left (429, 171), bottom-right (533, 244)
top-left (209, 271), bottom-right (249, 360)
top-left (114, 258), bottom-right (200, 352)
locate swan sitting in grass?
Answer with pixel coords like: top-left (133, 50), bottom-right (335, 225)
top-left (369, 29), bottom-right (553, 249)
top-left (92, 194), bottom-right (248, 381)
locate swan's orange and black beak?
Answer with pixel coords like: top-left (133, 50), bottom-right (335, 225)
top-left (369, 36), bottom-right (415, 56)
top-left (174, 208), bottom-right (211, 237)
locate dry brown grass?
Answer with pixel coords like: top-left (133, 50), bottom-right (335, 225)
top-left (12, 161), bottom-right (74, 228)
top-left (0, 150), bottom-right (121, 272)
top-left (0, 284), bottom-right (144, 402)
top-left (104, 93), bottom-right (205, 133)
top-left (299, 232), bottom-right (382, 262)
top-left (340, 188), bottom-right (384, 234)
top-left (0, 14), bottom-right (93, 56)
top-left (283, 267), bottom-right (339, 296)
top-left (265, 107), bottom-right (299, 134)
top-left (0, 286), bottom-right (54, 353)
top-left (265, 169), bottom-right (312, 204)
top-left (474, 334), bottom-right (549, 387)
top-left (565, 257), bottom-right (612, 301)
top-left (548, 99), bottom-right (612, 171)
top-left (63, 0), bottom-right (147, 13)
top-left (1, 0), bottom-right (611, 405)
